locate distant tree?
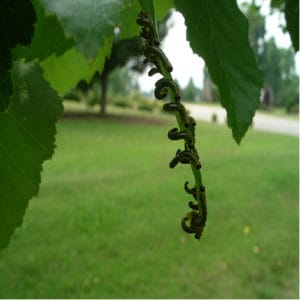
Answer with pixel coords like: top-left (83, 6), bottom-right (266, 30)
top-left (87, 14), bottom-right (171, 116)
top-left (108, 66), bottom-right (136, 96)
top-left (203, 1), bottom-right (267, 105)
top-left (260, 37), bottom-right (298, 107)
top-left (203, 67), bottom-right (220, 103)
top-left (240, 1), bottom-right (266, 65)
top-left (181, 78), bottom-right (201, 102)
top-left (201, 1), bottom-right (298, 109)
top-left (270, 0), bottom-right (299, 52)
top-left (261, 37), bottom-right (281, 103)
top-left (240, 1), bottom-right (298, 108)
top-left (93, 35), bottom-right (141, 116)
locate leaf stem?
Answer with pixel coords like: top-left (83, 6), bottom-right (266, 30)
top-left (161, 66), bottom-right (204, 203)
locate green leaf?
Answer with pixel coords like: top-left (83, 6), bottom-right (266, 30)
top-left (0, 60), bottom-right (63, 251)
top-left (40, 0), bottom-right (131, 59)
top-left (118, 0), bottom-right (141, 39)
top-left (285, 0), bottom-right (299, 52)
top-left (154, 0), bottom-right (174, 20)
top-left (174, 0), bottom-right (263, 143)
top-left (0, 64), bottom-right (12, 113)
top-left (0, 0), bottom-right (36, 111)
top-left (40, 40), bottom-right (112, 95)
top-left (271, 0), bottom-right (285, 9)
top-left (13, 0), bottom-right (74, 62)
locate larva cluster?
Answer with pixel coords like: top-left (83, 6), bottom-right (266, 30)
top-left (136, 11), bottom-right (207, 239)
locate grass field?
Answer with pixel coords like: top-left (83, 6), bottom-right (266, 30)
top-left (0, 111), bottom-right (298, 298)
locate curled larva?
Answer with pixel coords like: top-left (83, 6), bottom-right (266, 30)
top-left (165, 105), bottom-right (189, 130)
top-left (140, 27), bottom-right (151, 39)
top-left (168, 128), bottom-right (195, 147)
top-left (169, 149), bottom-right (201, 169)
top-left (136, 13), bottom-right (152, 30)
top-left (154, 79), bottom-right (168, 100)
top-left (184, 181), bottom-right (196, 197)
top-left (167, 128), bottom-right (189, 140)
top-left (169, 149), bottom-right (181, 169)
top-left (144, 47), bottom-right (173, 72)
top-left (141, 28), bottom-right (160, 46)
top-left (154, 78), bottom-right (181, 100)
top-left (148, 67), bottom-right (160, 76)
top-left (186, 116), bottom-right (196, 128)
top-left (184, 117), bottom-right (196, 139)
top-left (199, 186), bottom-right (207, 218)
top-left (136, 12), bottom-right (160, 46)
top-left (179, 150), bottom-right (201, 169)
top-left (155, 78), bottom-right (180, 99)
top-left (163, 102), bottom-right (190, 125)
top-left (137, 11), bottom-right (207, 240)
top-left (181, 211), bottom-right (204, 239)
top-left (188, 201), bottom-right (199, 210)
top-left (168, 149), bottom-right (192, 168)
top-left (181, 213), bottom-right (195, 233)
top-left (143, 56), bottom-right (156, 65)
top-left (163, 102), bottom-right (185, 112)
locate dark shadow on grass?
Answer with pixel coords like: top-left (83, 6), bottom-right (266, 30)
top-left (61, 111), bottom-right (170, 125)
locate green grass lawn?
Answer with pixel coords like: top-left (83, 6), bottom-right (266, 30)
top-left (0, 114), bottom-right (298, 298)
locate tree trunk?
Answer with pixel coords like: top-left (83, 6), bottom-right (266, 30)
top-left (99, 74), bottom-right (108, 116)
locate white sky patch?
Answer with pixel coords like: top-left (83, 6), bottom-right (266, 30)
top-left (162, 12), bottom-right (205, 89)
top-left (138, 1), bottom-right (299, 92)
top-left (139, 11), bottom-right (205, 91)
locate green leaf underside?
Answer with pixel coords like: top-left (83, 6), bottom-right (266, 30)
top-left (154, 0), bottom-right (174, 20)
top-left (13, 0), bottom-right (74, 62)
top-left (174, 0), bottom-right (263, 143)
top-left (40, 40), bottom-right (112, 95)
top-left (0, 0), bottom-right (36, 111)
top-left (0, 60), bottom-right (63, 251)
top-left (285, 0), bottom-right (299, 52)
top-left (118, 0), bottom-right (141, 39)
top-left (40, 0), bottom-right (131, 59)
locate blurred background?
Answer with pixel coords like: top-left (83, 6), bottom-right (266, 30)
top-left (0, 0), bottom-right (298, 298)
top-left (60, 0), bottom-right (299, 119)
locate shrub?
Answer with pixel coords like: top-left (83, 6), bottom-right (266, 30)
top-left (138, 101), bottom-right (154, 112)
top-left (86, 91), bottom-right (98, 106)
top-left (285, 98), bottom-right (299, 114)
top-left (211, 113), bottom-right (218, 123)
top-left (63, 88), bottom-right (80, 101)
top-left (111, 94), bottom-right (133, 108)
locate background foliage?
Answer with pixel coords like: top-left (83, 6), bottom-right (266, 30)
top-left (0, 0), bottom-right (298, 258)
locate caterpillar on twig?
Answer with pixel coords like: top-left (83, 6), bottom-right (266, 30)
top-left (136, 11), bottom-right (207, 240)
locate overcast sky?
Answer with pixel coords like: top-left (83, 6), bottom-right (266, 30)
top-left (138, 0), bottom-right (299, 91)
